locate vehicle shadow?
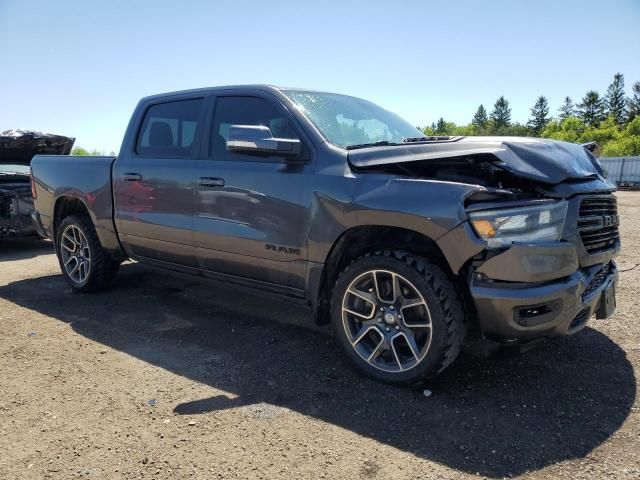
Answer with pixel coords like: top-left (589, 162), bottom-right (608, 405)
top-left (0, 237), bottom-right (53, 262)
top-left (0, 263), bottom-right (635, 478)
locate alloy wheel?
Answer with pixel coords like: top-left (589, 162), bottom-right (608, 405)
top-left (341, 269), bottom-right (432, 372)
top-left (60, 224), bottom-right (91, 285)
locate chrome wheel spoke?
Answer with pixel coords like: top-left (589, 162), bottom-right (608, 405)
top-left (82, 260), bottom-right (89, 282)
top-left (392, 273), bottom-right (403, 303)
top-left (71, 227), bottom-right (80, 246)
top-left (373, 271), bottom-right (395, 304)
top-left (373, 271), bottom-right (384, 302)
top-left (390, 339), bottom-right (403, 370)
top-left (400, 297), bottom-right (431, 328)
top-left (347, 286), bottom-right (376, 306)
top-left (400, 298), bottom-right (424, 310)
top-left (351, 325), bottom-right (386, 358)
top-left (62, 242), bottom-right (75, 253)
top-left (367, 337), bottom-right (387, 361)
top-left (68, 261), bottom-right (80, 277)
top-left (351, 325), bottom-right (374, 346)
top-left (343, 306), bottom-right (374, 320)
top-left (399, 332), bottom-right (420, 361)
top-left (79, 261), bottom-right (86, 282)
top-left (62, 234), bottom-right (77, 252)
top-left (344, 286), bottom-right (376, 320)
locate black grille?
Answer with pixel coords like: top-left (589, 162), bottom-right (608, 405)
top-left (569, 308), bottom-right (591, 329)
top-left (578, 195), bottom-right (619, 254)
top-left (582, 262), bottom-right (612, 299)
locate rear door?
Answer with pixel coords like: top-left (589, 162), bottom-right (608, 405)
top-left (193, 94), bottom-right (313, 291)
top-left (113, 96), bottom-right (205, 267)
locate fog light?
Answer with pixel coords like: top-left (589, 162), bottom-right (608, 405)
top-left (514, 300), bottom-right (562, 327)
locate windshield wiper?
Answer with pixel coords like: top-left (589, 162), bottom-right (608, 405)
top-left (402, 136), bottom-right (454, 143)
top-left (346, 140), bottom-right (400, 150)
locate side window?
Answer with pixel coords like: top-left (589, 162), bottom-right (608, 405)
top-left (210, 96), bottom-right (300, 160)
top-left (137, 98), bottom-right (204, 157)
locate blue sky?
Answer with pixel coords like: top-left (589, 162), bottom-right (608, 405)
top-left (1, 0), bottom-right (639, 153)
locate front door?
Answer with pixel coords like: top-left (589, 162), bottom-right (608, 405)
top-left (113, 97), bottom-right (205, 267)
top-left (193, 95), bottom-right (312, 291)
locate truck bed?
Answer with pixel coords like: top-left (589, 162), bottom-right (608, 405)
top-left (30, 155), bottom-right (118, 246)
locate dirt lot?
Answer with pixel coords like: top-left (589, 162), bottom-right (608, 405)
top-left (1, 193), bottom-right (639, 480)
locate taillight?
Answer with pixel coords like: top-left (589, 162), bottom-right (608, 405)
top-left (30, 168), bottom-right (37, 200)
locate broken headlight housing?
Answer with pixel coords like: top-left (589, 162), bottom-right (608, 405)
top-left (468, 200), bottom-right (568, 247)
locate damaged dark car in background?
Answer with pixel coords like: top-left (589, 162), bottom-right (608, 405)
top-left (0, 129), bottom-right (74, 239)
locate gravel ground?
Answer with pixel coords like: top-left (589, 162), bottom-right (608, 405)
top-left (0, 192), bottom-right (639, 480)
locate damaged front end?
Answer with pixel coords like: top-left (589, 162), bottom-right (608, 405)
top-left (0, 129), bottom-right (75, 238)
top-left (0, 177), bottom-right (37, 237)
top-left (350, 136), bottom-right (619, 344)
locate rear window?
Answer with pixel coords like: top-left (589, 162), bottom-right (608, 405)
top-left (137, 98), bottom-right (204, 157)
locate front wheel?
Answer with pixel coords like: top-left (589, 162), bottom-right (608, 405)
top-left (55, 214), bottom-right (120, 292)
top-left (331, 251), bottom-right (465, 386)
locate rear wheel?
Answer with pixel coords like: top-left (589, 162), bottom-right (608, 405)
top-left (331, 251), bottom-right (465, 385)
top-left (55, 214), bottom-right (120, 292)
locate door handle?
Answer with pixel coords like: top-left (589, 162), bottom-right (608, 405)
top-left (199, 177), bottom-right (225, 187)
top-left (122, 173), bottom-right (142, 181)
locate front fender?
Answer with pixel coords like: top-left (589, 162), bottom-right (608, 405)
top-left (307, 176), bottom-right (483, 264)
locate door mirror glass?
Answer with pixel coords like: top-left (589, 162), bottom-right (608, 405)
top-left (226, 125), bottom-right (301, 157)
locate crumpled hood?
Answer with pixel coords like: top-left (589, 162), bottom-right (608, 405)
top-left (348, 136), bottom-right (606, 184)
top-left (0, 129), bottom-right (75, 166)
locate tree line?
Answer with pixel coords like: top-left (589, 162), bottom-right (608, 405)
top-left (71, 147), bottom-right (116, 156)
top-left (423, 72), bottom-right (640, 157)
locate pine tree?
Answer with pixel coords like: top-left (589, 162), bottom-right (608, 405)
top-left (578, 90), bottom-right (605, 127)
top-left (472, 104), bottom-right (488, 129)
top-left (528, 96), bottom-right (551, 135)
top-left (606, 73), bottom-right (627, 125)
top-left (436, 117), bottom-right (447, 134)
top-left (628, 81), bottom-right (640, 122)
top-left (558, 96), bottom-right (575, 120)
top-left (490, 96), bottom-right (511, 129)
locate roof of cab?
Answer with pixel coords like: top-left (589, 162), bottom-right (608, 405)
top-left (138, 84), bottom-right (340, 103)
top-left (139, 85), bottom-right (286, 102)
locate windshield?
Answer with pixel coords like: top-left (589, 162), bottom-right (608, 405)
top-left (0, 164), bottom-right (30, 175)
top-left (283, 90), bottom-right (424, 149)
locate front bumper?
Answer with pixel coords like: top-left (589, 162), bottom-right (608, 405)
top-left (437, 192), bottom-right (620, 344)
top-left (470, 261), bottom-right (617, 343)
top-left (0, 190), bottom-right (37, 238)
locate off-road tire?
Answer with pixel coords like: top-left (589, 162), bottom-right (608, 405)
top-left (331, 250), bottom-right (465, 386)
top-left (55, 214), bottom-right (120, 292)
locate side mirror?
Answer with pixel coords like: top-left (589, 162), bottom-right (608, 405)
top-left (226, 125), bottom-right (302, 157)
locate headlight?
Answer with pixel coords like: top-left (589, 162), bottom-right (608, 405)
top-left (468, 200), bottom-right (568, 247)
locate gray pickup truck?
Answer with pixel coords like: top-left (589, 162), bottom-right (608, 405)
top-left (30, 85), bottom-right (619, 384)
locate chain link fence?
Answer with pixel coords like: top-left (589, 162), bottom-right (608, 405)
top-left (599, 157), bottom-right (640, 189)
